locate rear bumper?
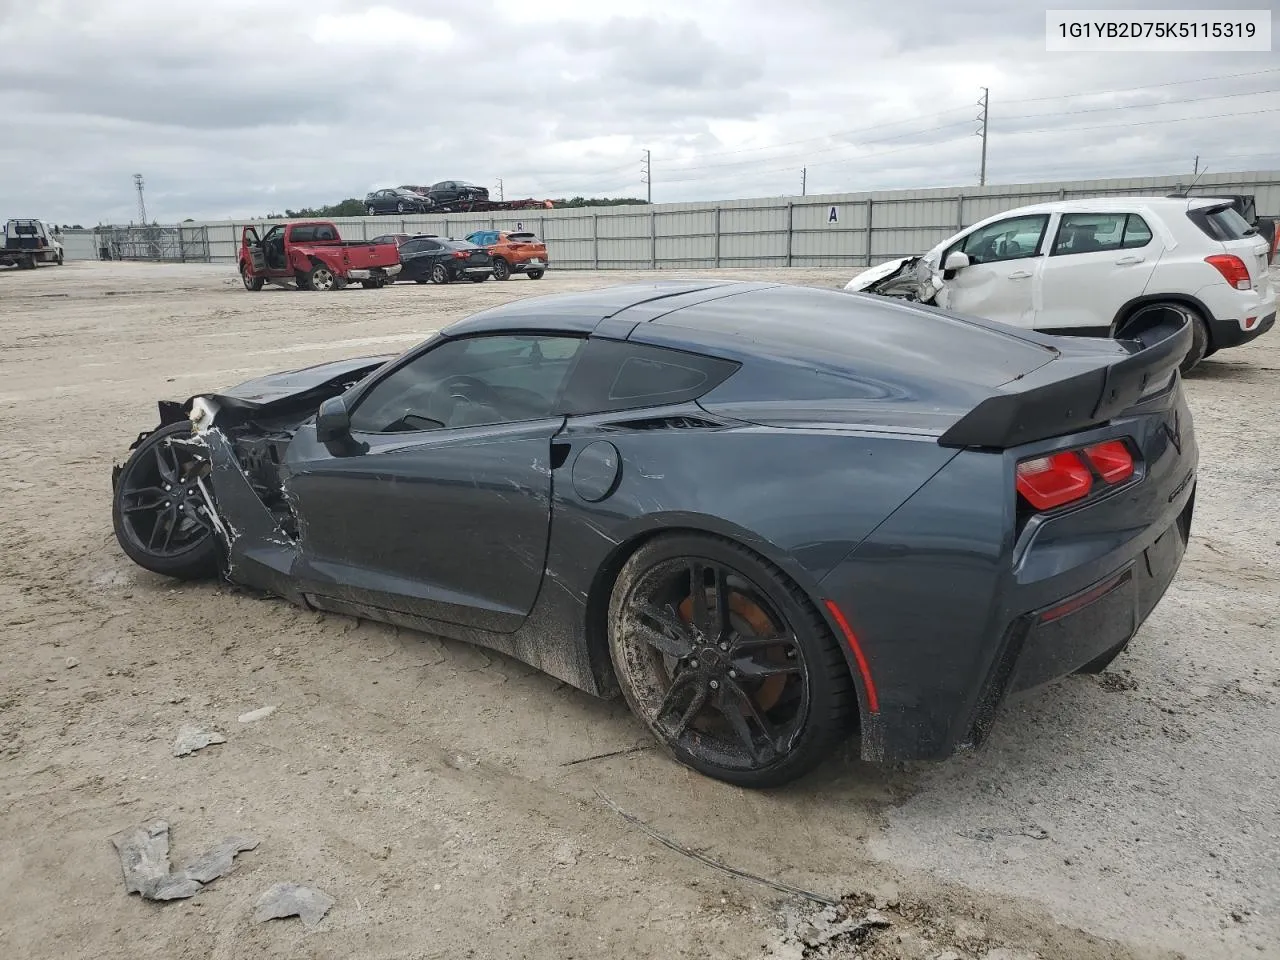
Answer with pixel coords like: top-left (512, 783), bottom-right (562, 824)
top-left (1206, 310), bottom-right (1274, 349)
top-left (511, 258), bottom-right (549, 273)
top-left (346, 264), bottom-right (402, 280)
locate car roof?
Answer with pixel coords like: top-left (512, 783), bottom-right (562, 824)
top-left (970, 195), bottom-right (1241, 219)
top-left (441, 280), bottom-right (1059, 371)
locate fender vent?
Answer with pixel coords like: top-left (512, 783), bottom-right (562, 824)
top-left (606, 415), bottom-right (721, 431)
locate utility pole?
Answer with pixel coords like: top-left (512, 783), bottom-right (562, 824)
top-left (1193, 155), bottom-right (1199, 176)
top-left (133, 173), bottom-right (147, 225)
top-left (496, 178), bottom-right (504, 201)
top-left (976, 88), bottom-right (989, 187)
top-left (641, 149), bottom-right (651, 203)
top-left (801, 167), bottom-right (807, 196)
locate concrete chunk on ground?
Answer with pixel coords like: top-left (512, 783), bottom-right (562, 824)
top-left (253, 882), bottom-right (335, 928)
top-left (108, 820), bottom-right (258, 901)
top-left (172, 725), bottom-right (227, 757)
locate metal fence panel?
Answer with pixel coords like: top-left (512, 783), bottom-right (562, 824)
top-left (83, 170), bottom-right (1279, 270)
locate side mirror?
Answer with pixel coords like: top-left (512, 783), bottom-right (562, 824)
top-left (943, 251), bottom-right (971, 272)
top-left (315, 396), bottom-right (351, 443)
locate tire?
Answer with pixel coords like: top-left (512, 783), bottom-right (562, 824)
top-left (430, 263), bottom-right (450, 284)
top-left (607, 533), bottom-right (856, 788)
top-left (240, 264), bottom-right (264, 291)
top-left (492, 258), bottom-right (511, 281)
top-left (55, 253), bottom-right (63, 266)
top-left (367, 205), bottom-right (377, 216)
top-left (469, 274), bottom-right (487, 282)
top-left (18, 256), bottom-right (35, 270)
top-left (111, 421), bottom-right (222, 580)
top-left (308, 262), bottom-right (338, 292)
top-left (526, 269), bottom-right (545, 280)
top-left (414, 277), bottom-right (430, 284)
top-left (361, 280), bottom-right (378, 289)
top-left (396, 202), bottom-right (406, 214)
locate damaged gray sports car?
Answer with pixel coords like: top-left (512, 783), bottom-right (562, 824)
top-left (112, 280), bottom-right (1196, 787)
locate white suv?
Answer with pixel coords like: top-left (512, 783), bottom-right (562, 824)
top-left (845, 196), bottom-right (1276, 372)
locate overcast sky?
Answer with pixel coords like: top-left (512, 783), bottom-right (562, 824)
top-left (0, 0), bottom-right (1276, 224)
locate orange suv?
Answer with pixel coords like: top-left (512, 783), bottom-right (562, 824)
top-left (464, 230), bottom-right (548, 280)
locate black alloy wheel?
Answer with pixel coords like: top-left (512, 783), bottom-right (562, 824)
top-left (609, 534), bottom-right (855, 787)
top-left (430, 262), bottom-right (450, 284)
top-left (492, 258), bottom-right (511, 281)
top-left (111, 421), bottom-right (221, 579)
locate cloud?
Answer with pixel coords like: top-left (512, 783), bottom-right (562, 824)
top-left (0, 0), bottom-right (1275, 223)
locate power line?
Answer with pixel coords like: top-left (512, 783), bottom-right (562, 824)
top-left (1001, 66), bottom-right (1280, 104)
top-left (1002, 86), bottom-right (1279, 121)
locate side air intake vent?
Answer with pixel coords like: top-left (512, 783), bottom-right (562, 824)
top-left (606, 415), bottom-right (721, 431)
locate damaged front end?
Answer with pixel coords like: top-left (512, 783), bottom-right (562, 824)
top-left (111, 355), bottom-right (392, 593)
top-left (842, 255), bottom-right (942, 303)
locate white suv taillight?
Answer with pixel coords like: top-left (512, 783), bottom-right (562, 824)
top-left (1205, 254), bottom-right (1252, 291)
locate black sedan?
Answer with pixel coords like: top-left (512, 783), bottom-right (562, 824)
top-left (425, 180), bottom-right (489, 207)
top-left (365, 188), bottom-right (434, 216)
top-left (396, 236), bottom-right (492, 284)
top-left (108, 281), bottom-right (1196, 787)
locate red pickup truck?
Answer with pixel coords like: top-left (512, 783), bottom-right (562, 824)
top-left (239, 221), bottom-right (402, 291)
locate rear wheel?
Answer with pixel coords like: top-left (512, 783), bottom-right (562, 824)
top-left (526, 269), bottom-right (545, 280)
top-left (492, 258), bottom-right (511, 281)
top-left (240, 264), bottom-right (264, 291)
top-left (608, 534), bottom-right (856, 788)
top-left (430, 263), bottom-right (450, 284)
top-left (360, 278), bottom-right (385, 289)
top-left (111, 421), bottom-right (221, 580)
top-left (308, 263), bottom-right (338, 292)
top-left (367, 205), bottom-right (377, 216)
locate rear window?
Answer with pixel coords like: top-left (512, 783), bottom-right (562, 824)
top-left (561, 339), bottom-right (740, 415)
top-left (1188, 204), bottom-right (1256, 241)
top-left (507, 232), bottom-right (539, 242)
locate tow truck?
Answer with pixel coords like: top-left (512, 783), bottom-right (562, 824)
top-left (239, 221), bottom-right (401, 291)
top-left (2, 219), bottom-right (64, 269)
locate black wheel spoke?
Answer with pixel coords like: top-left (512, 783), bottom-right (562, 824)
top-left (723, 681), bottom-right (782, 762)
top-left (656, 671), bottom-right (709, 738)
top-left (148, 506), bottom-right (174, 550)
top-left (688, 561), bottom-right (731, 643)
top-left (153, 443), bottom-right (178, 483)
top-left (633, 602), bottom-right (695, 659)
top-left (730, 635), bottom-right (804, 680)
top-left (716, 685), bottom-right (765, 763)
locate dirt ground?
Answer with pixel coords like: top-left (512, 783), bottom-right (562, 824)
top-left (1, 261), bottom-right (1277, 960)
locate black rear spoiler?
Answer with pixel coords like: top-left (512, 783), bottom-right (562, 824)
top-left (938, 313), bottom-right (1190, 449)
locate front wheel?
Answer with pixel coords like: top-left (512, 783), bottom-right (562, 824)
top-left (396, 202), bottom-right (406, 214)
top-left (430, 263), bottom-right (450, 284)
top-left (469, 274), bottom-right (488, 283)
top-left (367, 205), bottom-right (377, 216)
top-left (241, 265), bottom-right (264, 291)
top-left (111, 421), bottom-right (222, 580)
top-left (492, 258), bottom-right (511, 281)
top-left (526, 269), bottom-right (545, 280)
top-left (608, 534), bottom-right (856, 788)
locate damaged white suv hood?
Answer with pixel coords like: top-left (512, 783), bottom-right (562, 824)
top-left (843, 255), bottom-right (946, 304)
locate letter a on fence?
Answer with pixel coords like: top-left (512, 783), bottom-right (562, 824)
top-left (827, 206), bottom-right (839, 224)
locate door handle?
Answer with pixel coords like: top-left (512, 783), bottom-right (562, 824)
top-left (1115, 256), bottom-right (1145, 265)
top-left (1008, 270), bottom-right (1032, 279)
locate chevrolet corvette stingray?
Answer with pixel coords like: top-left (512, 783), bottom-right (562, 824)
top-left (110, 280), bottom-right (1197, 787)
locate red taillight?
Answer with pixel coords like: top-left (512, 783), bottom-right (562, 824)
top-left (1205, 254), bottom-right (1252, 290)
top-left (1082, 440), bottom-right (1134, 484)
top-left (1016, 452), bottom-right (1093, 511)
top-left (1016, 439), bottom-right (1137, 512)
top-left (452, 250), bottom-right (468, 259)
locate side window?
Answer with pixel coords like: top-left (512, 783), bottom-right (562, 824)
top-left (290, 225), bottom-right (316, 243)
top-left (401, 240), bottom-right (425, 255)
top-left (347, 335), bottom-right (585, 434)
top-left (949, 215), bottom-right (1049, 265)
top-left (561, 339), bottom-right (740, 416)
top-left (315, 226), bottom-right (336, 241)
top-left (1051, 213), bottom-right (1128, 255)
top-left (1120, 214), bottom-right (1152, 249)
